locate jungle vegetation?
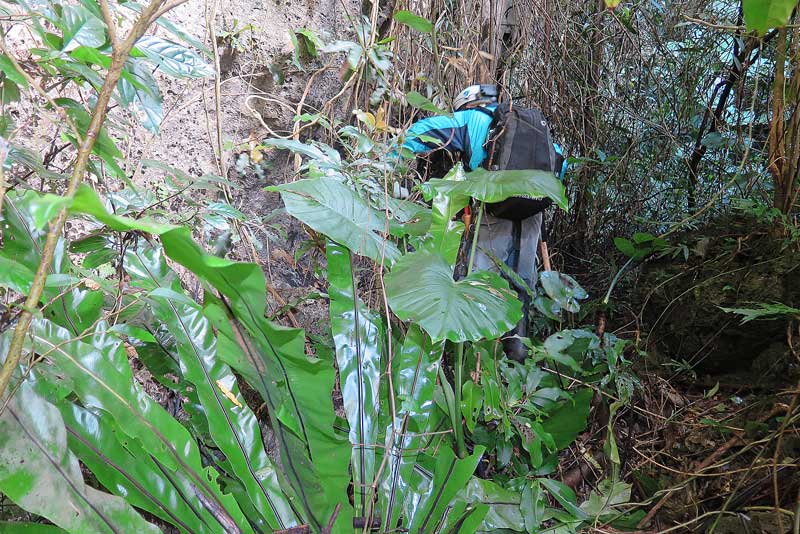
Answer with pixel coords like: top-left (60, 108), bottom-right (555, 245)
top-left (0, 0), bottom-right (798, 533)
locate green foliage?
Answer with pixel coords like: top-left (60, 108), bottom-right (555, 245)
top-left (393, 10), bottom-right (434, 33)
top-left (133, 36), bottom-right (215, 78)
top-left (613, 232), bottom-right (667, 260)
top-left (326, 242), bottom-right (382, 517)
top-left (743, 0), bottom-right (798, 33)
top-left (0, 381), bottom-right (160, 534)
top-left (386, 250), bottom-right (522, 342)
top-left (540, 272), bottom-right (589, 313)
top-left (720, 302), bottom-right (800, 323)
top-left (405, 90), bottom-right (449, 114)
top-left (268, 177), bottom-right (402, 265)
top-left (0, 2), bottom-right (643, 532)
top-left (422, 166), bottom-right (569, 211)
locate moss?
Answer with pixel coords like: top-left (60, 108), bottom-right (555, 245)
top-left (637, 216), bottom-right (800, 377)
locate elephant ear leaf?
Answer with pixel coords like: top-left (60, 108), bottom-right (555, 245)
top-left (385, 250), bottom-right (522, 342)
top-left (267, 177), bottom-right (401, 265)
top-left (0, 381), bottom-right (160, 534)
top-left (421, 167), bottom-right (568, 211)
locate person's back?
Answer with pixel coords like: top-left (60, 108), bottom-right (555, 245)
top-left (401, 84), bottom-right (565, 361)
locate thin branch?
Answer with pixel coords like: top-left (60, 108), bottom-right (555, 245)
top-left (99, 0), bottom-right (119, 50)
top-left (0, 38), bottom-right (82, 142)
top-left (149, 0), bottom-right (190, 25)
top-left (0, 0), bottom-right (170, 405)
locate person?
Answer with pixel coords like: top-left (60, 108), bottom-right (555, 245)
top-left (401, 84), bottom-right (566, 361)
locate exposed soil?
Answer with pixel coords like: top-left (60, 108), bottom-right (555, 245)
top-left (636, 216), bottom-right (800, 382)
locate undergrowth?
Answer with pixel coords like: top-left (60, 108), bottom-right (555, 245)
top-left (0, 0), bottom-right (798, 533)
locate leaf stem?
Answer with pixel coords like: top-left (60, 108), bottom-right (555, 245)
top-left (450, 201), bottom-right (483, 459)
top-left (466, 201), bottom-right (483, 276)
top-left (602, 256), bottom-right (635, 305)
top-left (453, 342), bottom-right (467, 458)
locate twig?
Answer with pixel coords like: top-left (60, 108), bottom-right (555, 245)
top-left (539, 240), bottom-right (552, 271)
top-left (99, 0), bottom-right (119, 52)
top-left (773, 376), bottom-right (800, 534)
top-left (0, 39), bottom-right (82, 141)
top-left (322, 503), bottom-right (342, 534)
top-left (148, 0), bottom-right (190, 24)
top-left (637, 404), bottom-right (789, 528)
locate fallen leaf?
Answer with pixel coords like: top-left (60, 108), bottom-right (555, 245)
top-left (215, 379), bottom-right (243, 408)
top-left (81, 278), bottom-right (101, 290)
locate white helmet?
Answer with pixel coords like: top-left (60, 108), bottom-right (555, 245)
top-left (454, 84), bottom-right (498, 111)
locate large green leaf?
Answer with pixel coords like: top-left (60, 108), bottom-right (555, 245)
top-left (393, 10), bottom-right (434, 32)
top-left (157, 230), bottom-right (353, 532)
top-left (118, 59), bottom-right (164, 134)
top-left (61, 5), bottom-right (106, 52)
top-left (379, 325), bottom-right (446, 531)
top-left (268, 177), bottom-right (401, 265)
top-left (327, 241), bottom-right (382, 517)
top-left (0, 381), bottom-right (159, 534)
top-left (405, 91), bottom-right (448, 115)
top-left (408, 447), bottom-right (485, 532)
top-left (743, 0), bottom-right (798, 33)
top-left (0, 55), bottom-right (27, 87)
top-left (417, 163), bottom-right (469, 265)
top-left (24, 318), bottom-right (254, 534)
top-left (134, 36), bottom-right (214, 78)
top-left (460, 478), bottom-right (523, 532)
top-left (120, 1), bottom-right (210, 56)
top-left (1, 191), bottom-right (102, 335)
top-left (60, 402), bottom-right (216, 534)
top-left (540, 478), bottom-right (589, 520)
top-left (0, 255), bottom-right (35, 293)
top-left (125, 243), bottom-right (301, 531)
top-left (421, 167), bottom-right (569, 211)
top-left (541, 388), bottom-right (593, 450)
top-left (385, 250), bottom-right (522, 342)
top-left (70, 183), bottom-right (174, 234)
top-left (204, 300), bottom-right (334, 531)
top-left (62, 185), bottom-right (348, 530)
top-left (262, 138), bottom-right (342, 168)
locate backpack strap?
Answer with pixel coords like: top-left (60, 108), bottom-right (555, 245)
top-left (474, 106), bottom-right (495, 119)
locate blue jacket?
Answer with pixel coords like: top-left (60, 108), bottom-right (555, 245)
top-left (403, 106), bottom-right (566, 177)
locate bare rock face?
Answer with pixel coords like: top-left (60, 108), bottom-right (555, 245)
top-left (638, 216), bottom-right (800, 381)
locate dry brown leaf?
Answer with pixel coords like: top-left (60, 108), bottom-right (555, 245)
top-left (216, 379), bottom-right (243, 408)
top-left (81, 278), bottom-right (101, 290)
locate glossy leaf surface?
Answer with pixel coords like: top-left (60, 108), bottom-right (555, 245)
top-left (0, 381), bottom-right (159, 534)
top-left (25, 318), bottom-right (254, 534)
top-left (268, 177), bottom-right (401, 265)
top-left (379, 325), bottom-right (446, 531)
top-left (408, 447), bottom-right (485, 532)
top-left (158, 229), bottom-right (353, 532)
top-left (134, 36), bottom-right (214, 77)
top-left (327, 241), bottom-right (382, 516)
top-left (60, 402), bottom-right (214, 534)
top-left (743, 0), bottom-right (797, 33)
top-left (125, 243), bottom-right (301, 531)
top-left (393, 10), bottom-right (434, 32)
top-left (385, 251), bottom-right (522, 342)
top-left (421, 167), bottom-right (568, 211)
top-left (418, 163), bottom-right (469, 265)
